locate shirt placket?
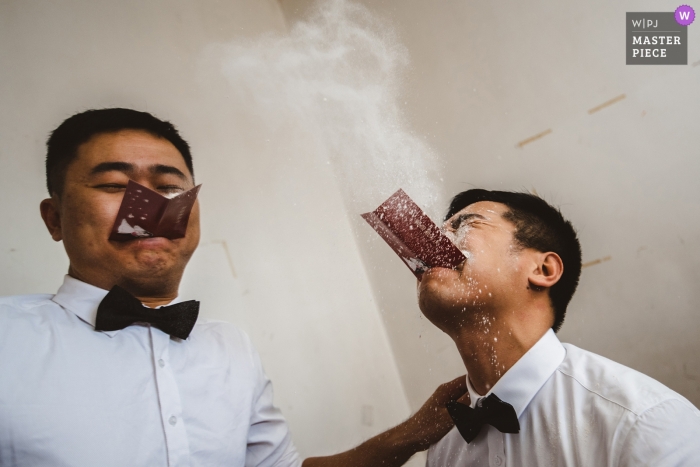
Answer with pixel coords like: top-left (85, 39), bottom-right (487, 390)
top-left (150, 327), bottom-right (192, 467)
top-left (486, 426), bottom-right (506, 467)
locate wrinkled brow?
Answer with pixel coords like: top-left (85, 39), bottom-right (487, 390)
top-left (89, 161), bottom-right (135, 176)
top-left (451, 212), bottom-right (487, 230)
top-left (88, 162), bottom-right (187, 181)
top-left (150, 164), bottom-right (187, 181)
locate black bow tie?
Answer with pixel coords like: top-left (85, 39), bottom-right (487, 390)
top-left (95, 285), bottom-right (199, 340)
top-left (446, 393), bottom-right (520, 444)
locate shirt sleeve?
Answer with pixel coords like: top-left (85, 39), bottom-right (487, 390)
top-left (617, 398), bottom-right (700, 467)
top-left (244, 338), bottom-right (302, 467)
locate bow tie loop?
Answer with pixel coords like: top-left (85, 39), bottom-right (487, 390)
top-left (447, 393), bottom-right (520, 444)
top-left (95, 285), bottom-right (199, 339)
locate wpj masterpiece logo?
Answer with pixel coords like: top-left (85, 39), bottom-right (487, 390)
top-left (626, 5), bottom-right (695, 64)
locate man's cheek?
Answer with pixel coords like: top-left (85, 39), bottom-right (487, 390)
top-left (68, 191), bottom-right (116, 225)
top-left (90, 198), bottom-right (125, 235)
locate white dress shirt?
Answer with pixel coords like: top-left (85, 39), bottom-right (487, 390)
top-left (0, 275), bottom-right (301, 467)
top-left (427, 329), bottom-right (700, 467)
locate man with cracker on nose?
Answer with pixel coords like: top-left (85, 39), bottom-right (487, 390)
top-left (416, 190), bottom-right (700, 466)
top-left (0, 108), bottom-right (465, 467)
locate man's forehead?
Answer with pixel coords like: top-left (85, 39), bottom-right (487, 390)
top-left (80, 130), bottom-right (179, 158)
top-left (76, 130), bottom-right (191, 176)
top-left (451, 201), bottom-right (509, 219)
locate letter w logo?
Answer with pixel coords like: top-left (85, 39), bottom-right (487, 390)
top-left (632, 19), bottom-right (642, 27)
top-left (679, 11), bottom-right (690, 20)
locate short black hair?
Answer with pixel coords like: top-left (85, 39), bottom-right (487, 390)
top-left (46, 108), bottom-right (194, 196)
top-left (445, 189), bottom-right (582, 332)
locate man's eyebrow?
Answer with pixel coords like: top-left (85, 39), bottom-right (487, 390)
top-left (150, 164), bottom-right (188, 181)
top-left (89, 161), bottom-right (135, 176)
top-left (451, 213), bottom-right (487, 229)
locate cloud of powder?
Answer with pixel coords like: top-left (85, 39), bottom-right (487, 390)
top-left (218, 0), bottom-right (444, 217)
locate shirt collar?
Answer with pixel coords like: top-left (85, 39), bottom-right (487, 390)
top-left (466, 328), bottom-right (566, 418)
top-left (51, 275), bottom-right (182, 338)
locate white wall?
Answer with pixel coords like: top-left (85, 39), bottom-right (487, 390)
top-left (0, 0), bottom-right (417, 461)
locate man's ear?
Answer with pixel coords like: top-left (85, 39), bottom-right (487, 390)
top-left (528, 251), bottom-right (564, 289)
top-left (40, 197), bottom-right (63, 242)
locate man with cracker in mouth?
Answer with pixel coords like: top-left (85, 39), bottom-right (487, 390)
top-left (416, 190), bottom-right (700, 466)
top-left (0, 108), bottom-right (464, 467)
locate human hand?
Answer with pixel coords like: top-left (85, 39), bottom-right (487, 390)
top-left (401, 375), bottom-right (469, 451)
top-left (302, 376), bottom-right (468, 467)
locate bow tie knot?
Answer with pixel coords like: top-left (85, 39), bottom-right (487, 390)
top-left (447, 393), bottom-right (520, 444)
top-left (95, 285), bottom-right (199, 340)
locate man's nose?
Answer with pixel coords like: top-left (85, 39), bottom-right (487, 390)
top-left (128, 176), bottom-right (159, 193)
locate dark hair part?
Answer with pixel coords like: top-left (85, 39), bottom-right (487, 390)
top-left (445, 189), bottom-right (582, 332)
top-left (46, 108), bottom-right (194, 196)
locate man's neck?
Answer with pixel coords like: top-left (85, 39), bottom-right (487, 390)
top-left (449, 309), bottom-right (550, 396)
top-left (134, 294), bottom-right (178, 309)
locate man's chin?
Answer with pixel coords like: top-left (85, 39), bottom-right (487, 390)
top-left (417, 267), bottom-right (470, 317)
top-left (108, 239), bottom-right (183, 275)
top-left (117, 257), bottom-right (183, 292)
top-left (418, 268), bottom-right (453, 302)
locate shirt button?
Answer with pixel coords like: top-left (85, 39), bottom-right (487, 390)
top-left (494, 456), bottom-right (503, 466)
top-left (169, 416), bottom-right (177, 426)
top-left (158, 359), bottom-right (165, 368)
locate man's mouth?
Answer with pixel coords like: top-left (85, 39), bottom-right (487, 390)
top-left (112, 236), bottom-right (174, 249)
top-left (421, 266), bottom-right (458, 280)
